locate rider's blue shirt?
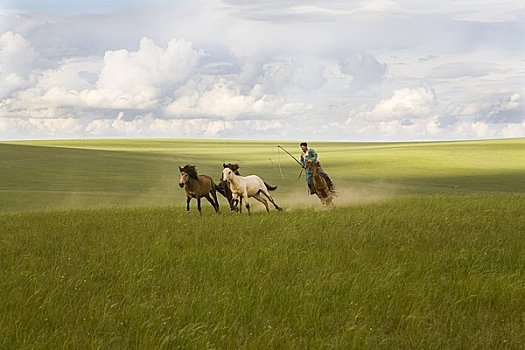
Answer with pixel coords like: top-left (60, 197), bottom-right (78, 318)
top-left (300, 148), bottom-right (318, 182)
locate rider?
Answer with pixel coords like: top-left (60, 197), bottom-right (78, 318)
top-left (300, 142), bottom-right (334, 195)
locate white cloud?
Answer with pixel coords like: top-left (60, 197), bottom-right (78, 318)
top-left (97, 37), bottom-right (201, 94)
top-left (222, 1), bottom-right (406, 22)
top-left (86, 112), bottom-right (143, 135)
top-left (1, 3), bottom-right (524, 141)
top-left (35, 37), bottom-right (203, 111)
top-left (167, 80), bottom-right (300, 120)
top-left (151, 118), bottom-right (284, 138)
top-left (501, 122), bottom-right (525, 138)
top-left (29, 117), bottom-right (82, 134)
top-left (252, 57), bottom-right (329, 94)
top-left (0, 31), bottom-right (37, 76)
top-left (83, 113), bottom-right (285, 138)
top-left (349, 87), bottom-right (436, 123)
top-left (444, 1), bottom-right (525, 22)
top-left (472, 93), bottom-right (524, 124)
top-left (0, 12), bottom-right (48, 36)
top-left (470, 122), bottom-right (492, 138)
top-left (1, 36), bottom-right (203, 113)
top-left (222, 1), bottom-right (525, 24)
top-left (0, 31), bottom-right (39, 98)
top-left (36, 57), bottom-right (102, 91)
top-left (39, 86), bottom-right (158, 110)
top-left (0, 116), bottom-right (82, 139)
top-left (339, 53), bottom-right (387, 88)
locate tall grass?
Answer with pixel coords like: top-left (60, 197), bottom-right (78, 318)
top-left (1, 194), bottom-right (524, 349)
top-left (1, 138), bottom-right (524, 348)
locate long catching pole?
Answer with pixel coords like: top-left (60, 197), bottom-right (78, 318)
top-left (277, 145), bottom-right (304, 180)
top-left (277, 145), bottom-right (303, 167)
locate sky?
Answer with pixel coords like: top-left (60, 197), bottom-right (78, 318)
top-left (0, 0), bottom-right (524, 141)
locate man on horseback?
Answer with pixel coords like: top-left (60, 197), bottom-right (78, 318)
top-left (300, 142), bottom-right (334, 195)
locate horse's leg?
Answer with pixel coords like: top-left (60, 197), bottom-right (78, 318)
top-left (320, 191), bottom-right (327, 205)
top-left (322, 191), bottom-right (331, 206)
top-left (197, 197), bottom-right (202, 214)
top-left (231, 188), bottom-right (240, 211)
top-left (226, 190), bottom-right (234, 211)
top-left (210, 189), bottom-right (220, 212)
top-left (243, 193), bottom-right (250, 215)
top-left (223, 186), bottom-right (233, 211)
top-left (313, 177), bottom-right (329, 205)
top-left (205, 194), bottom-right (219, 213)
top-left (260, 189), bottom-right (282, 211)
top-left (233, 193), bottom-right (243, 213)
top-left (186, 196), bottom-right (191, 212)
top-left (253, 192), bottom-right (269, 212)
top-left (313, 189), bottom-right (323, 205)
top-left (229, 189), bottom-right (239, 211)
top-left (219, 182), bottom-right (235, 210)
top-left (326, 195), bottom-right (333, 207)
top-left (322, 189), bottom-right (332, 206)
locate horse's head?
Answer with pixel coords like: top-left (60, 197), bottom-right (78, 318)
top-left (178, 166), bottom-right (189, 188)
top-left (305, 160), bottom-right (320, 173)
top-left (222, 167), bottom-right (234, 182)
top-left (179, 164), bottom-right (198, 188)
top-left (305, 160), bottom-right (318, 169)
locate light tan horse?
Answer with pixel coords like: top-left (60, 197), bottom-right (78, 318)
top-left (222, 167), bottom-right (282, 214)
top-left (305, 160), bottom-right (334, 207)
top-left (218, 163), bottom-right (278, 212)
top-left (179, 165), bottom-right (219, 213)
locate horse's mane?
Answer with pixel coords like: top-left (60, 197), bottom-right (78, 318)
top-left (181, 164), bottom-right (198, 180)
top-left (306, 160), bottom-right (320, 168)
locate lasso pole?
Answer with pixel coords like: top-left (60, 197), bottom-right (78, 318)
top-left (277, 145), bottom-right (304, 180)
top-left (277, 145), bottom-right (303, 168)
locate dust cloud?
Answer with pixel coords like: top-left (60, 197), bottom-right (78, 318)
top-left (277, 184), bottom-right (398, 211)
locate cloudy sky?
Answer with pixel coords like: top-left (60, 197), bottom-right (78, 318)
top-left (1, 0), bottom-right (524, 141)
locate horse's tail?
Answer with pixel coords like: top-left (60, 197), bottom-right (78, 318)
top-left (214, 183), bottom-right (226, 197)
top-left (264, 181), bottom-right (278, 191)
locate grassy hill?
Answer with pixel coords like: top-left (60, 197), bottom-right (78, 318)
top-left (0, 138), bottom-right (524, 348)
top-left (1, 138), bottom-right (524, 212)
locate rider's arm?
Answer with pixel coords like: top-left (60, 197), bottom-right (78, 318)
top-left (309, 149), bottom-right (318, 161)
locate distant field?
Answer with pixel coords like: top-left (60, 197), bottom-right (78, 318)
top-left (1, 138), bottom-right (524, 212)
top-left (0, 138), bottom-right (524, 348)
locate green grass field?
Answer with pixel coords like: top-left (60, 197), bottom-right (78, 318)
top-left (1, 138), bottom-right (524, 349)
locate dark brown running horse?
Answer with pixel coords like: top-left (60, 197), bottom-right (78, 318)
top-left (179, 165), bottom-right (220, 213)
top-left (216, 163), bottom-right (241, 211)
top-left (305, 160), bottom-right (335, 207)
